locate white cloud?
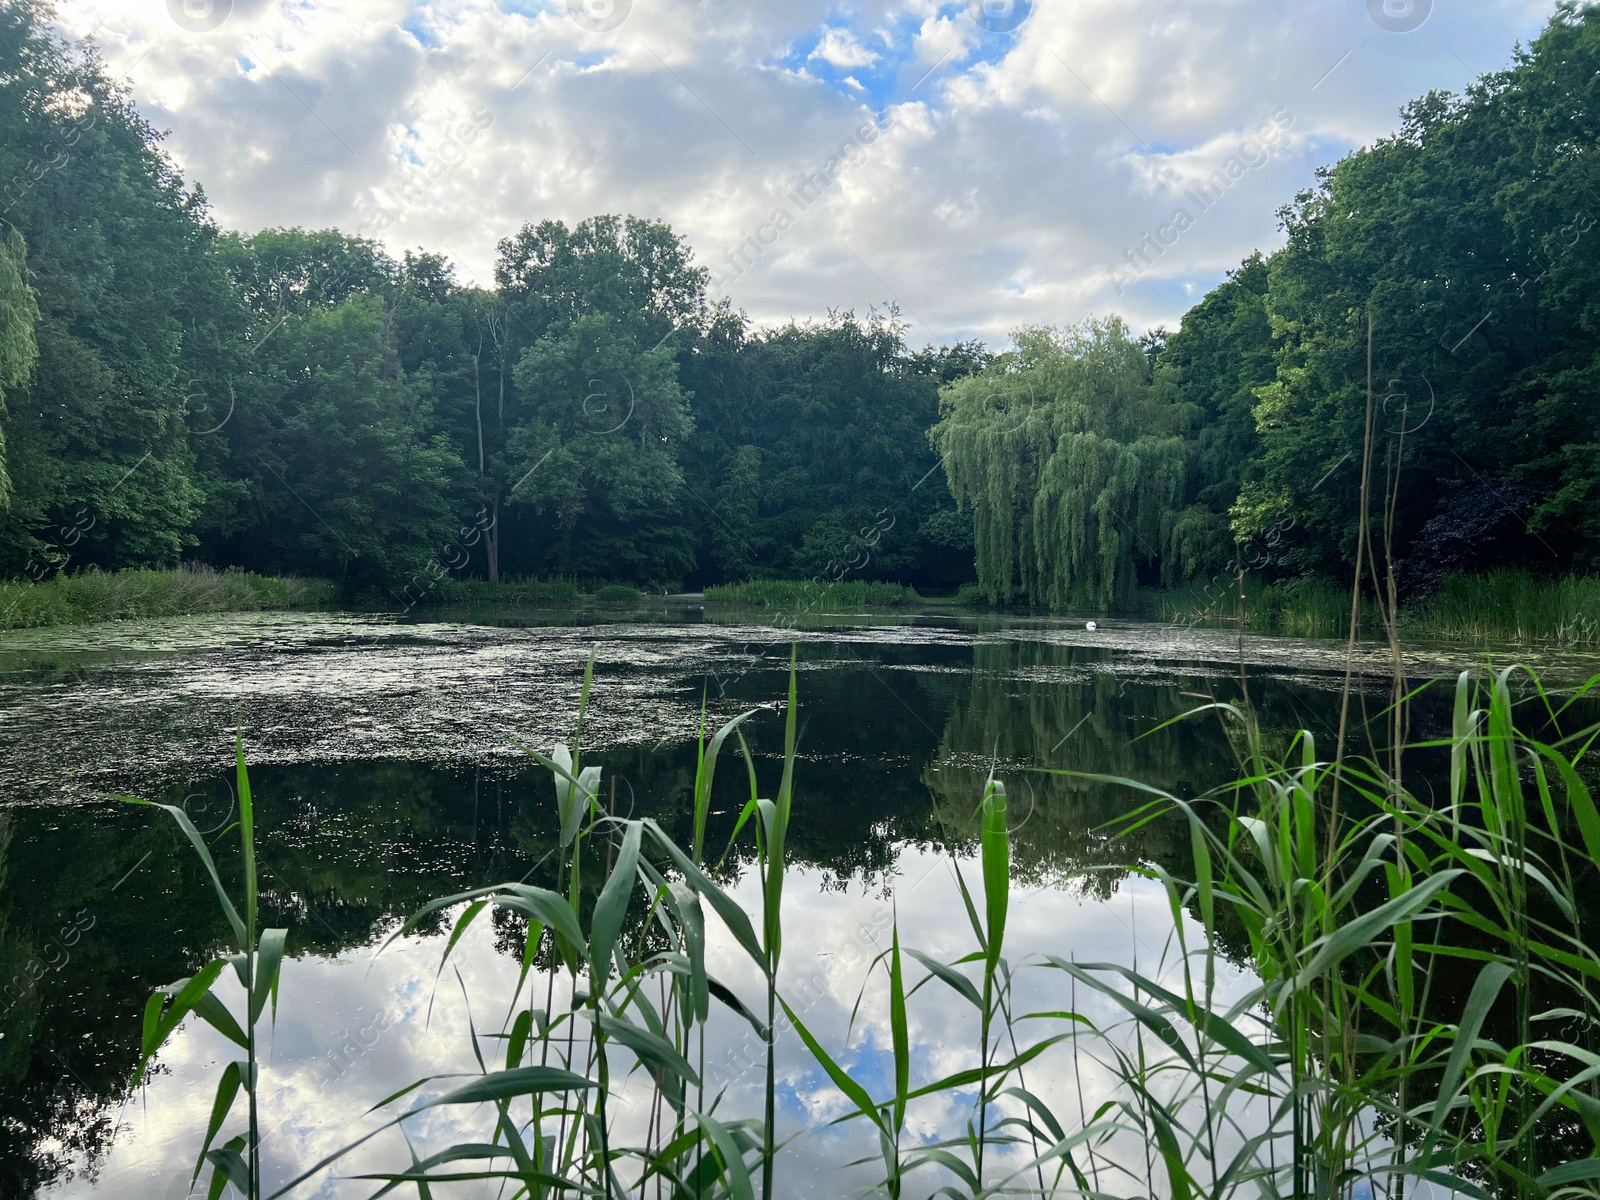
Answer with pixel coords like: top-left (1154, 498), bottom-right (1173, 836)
top-left (810, 26), bottom-right (879, 68)
top-left (49, 0), bottom-right (1561, 346)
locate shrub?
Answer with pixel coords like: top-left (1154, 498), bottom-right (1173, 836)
top-left (592, 583), bottom-right (642, 603)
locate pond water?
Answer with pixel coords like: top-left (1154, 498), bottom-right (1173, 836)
top-left (0, 605), bottom-right (1593, 1198)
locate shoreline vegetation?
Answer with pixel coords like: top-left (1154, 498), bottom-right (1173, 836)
top-left (3, 566), bottom-right (1599, 647)
top-left (701, 579), bottom-right (924, 608)
top-left (0, 567), bottom-right (336, 630)
top-left (1156, 569), bottom-right (1600, 648)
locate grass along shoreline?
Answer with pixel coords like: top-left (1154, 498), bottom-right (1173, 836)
top-left (0, 566), bottom-right (336, 630)
top-left (13, 566), bottom-right (1596, 646)
top-left (0, 572), bottom-right (661, 631)
top-left (1158, 568), bottom-right (1600, 647)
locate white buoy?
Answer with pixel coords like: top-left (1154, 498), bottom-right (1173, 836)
top-left (1085, 620), bottom-right (1098, 631)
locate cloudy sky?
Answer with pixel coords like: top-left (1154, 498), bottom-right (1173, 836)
top-left (55, 0), bottom-right (1555, 347)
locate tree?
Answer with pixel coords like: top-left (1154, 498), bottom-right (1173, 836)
top-left (678, 309), bottom-right (976, 590)
top-left (934, 319), bottom-right (1189, 609)
top-left (0, 0), bottom-right (215, 572)
top-left (0, 230), bottom-right (40, 506)
top-left (1238, 3), bottom-right (1600, 574)
top-left (508, 312), bottom-right (694, 581)
top-left (224, 292), bottom-right (465, 588)
top-left (496, 214), bottom-right (708, 348)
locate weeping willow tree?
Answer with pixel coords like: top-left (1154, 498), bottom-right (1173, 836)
top-left (934, 318), bottom-right (1195, 609)
top-left (0, 231), bottom-right (41, 507)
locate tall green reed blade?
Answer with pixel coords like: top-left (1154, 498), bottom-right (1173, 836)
top-left (979, 779), bottom-right (1009, 988)
top-left (761, 649), bottom-right (799, 1200)
top-left (692, 694), bottom-right (756, 870)
top-left (122, 737), bottom-right (287, 1200)
top-left (974, 777), bottom-right (1008, 1190)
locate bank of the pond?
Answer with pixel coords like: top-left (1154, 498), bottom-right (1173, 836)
top-left (702, 579), bottom-right (924, 607)
top-left (0, 567), bottom-right (336, 630)
top-left (388, 578), bottom-right (669, 609)
top-left (0, 573), bottom-right (674, 631)
top-left (1154, 568), bottom-right (1600, 647)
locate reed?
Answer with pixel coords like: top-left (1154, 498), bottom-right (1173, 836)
top-left (121, 741), bottom-right (288, 1200)
top-left (1159, 569), bottom-right (1600, 647)
top-left (1408, 570), bottom-right (1600, 647)
top-left (1157, 574), bottom-right (1352, 638)
top-left (0, 566), bottom-right (333, 630)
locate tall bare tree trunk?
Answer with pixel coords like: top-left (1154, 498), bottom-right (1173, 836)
top-left (486, 488), bottom-right (500, 583)
top-left (471, 347), bottom-right (500, 582)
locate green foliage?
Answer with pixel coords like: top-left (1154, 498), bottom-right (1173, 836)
top-left (4, 0), bottom-right (1600, 610)
top-left (702, 579), bottom-right (922, 607)
top-left (1157, 253), bottom-right (1272, 517)
top-left (0, 566), bottom-right (332, 629)
top-left (0, 0), bottom-right (214, 571)
top-left (592, 582), bottom-right (641, 603)
top-left (509, 313), bottom-right (691, 561)
top-left (1408, 569), bottom-right (1600, 646)
top-left (934, 318), bottom-right (1190, 609)
top-left (679, 309), bottom-right (979, 592)
top-left (223, 285), bottom-right (466, 589)
top-left (1208, 5), bottom-right (1600, 574)
top-left (953, 581), bottom-right (988, 606)
top-left (1161, 569), bottom-right (1600, 645)
top-left (0, 230), bottom-right (39, 507)
top-left (1159, 573), bottom-right (1352, 638)
top-left (490, 215), bottom-right (707, 583)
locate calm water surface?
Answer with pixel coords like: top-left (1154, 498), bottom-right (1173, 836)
top-left (0, 606), bottom-right (1591, 1198)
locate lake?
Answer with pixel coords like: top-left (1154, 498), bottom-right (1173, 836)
top-left (0, 605), bottom-right (1591, 1198)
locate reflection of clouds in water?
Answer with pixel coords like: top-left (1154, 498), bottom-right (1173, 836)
top-left (48, 850), bottom-right (1256, 1198)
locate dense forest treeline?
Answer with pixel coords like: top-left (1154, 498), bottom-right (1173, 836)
top-left (1, 0), bottom-right (1597, 606)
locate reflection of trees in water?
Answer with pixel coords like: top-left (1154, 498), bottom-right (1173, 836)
top-left (920, 643), bottom-right (1361, 897)
top-left (0, 764), bottom-right (579, 1194)
top-left (0, 808), bottom-right (190, 1195)
top-left (922, 642), bottom-right (1246, 896)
